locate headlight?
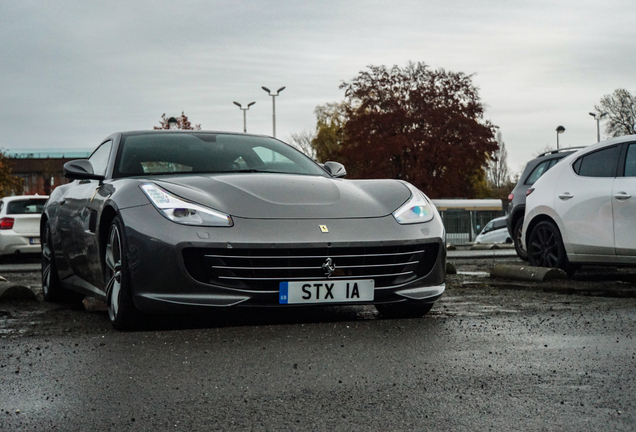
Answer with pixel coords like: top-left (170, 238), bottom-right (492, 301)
top-left (140, 183), bottom-right (233, 227)
top-left (393, 183), bottom-right (435, 224)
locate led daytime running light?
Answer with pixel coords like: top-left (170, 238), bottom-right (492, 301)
top-left (140, 184), bottom-right (233, 227)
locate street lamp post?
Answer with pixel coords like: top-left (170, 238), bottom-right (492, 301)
top-left (233, 101), bottom-right (255, 133)
top-left (556, 125), bottom-right (565, 149)
top-left (589, 112), bottom-right (608, 142)
top-left (167, 117), bottom-right (179, 130)
top-left (261, 86), bottom-right (285, 137)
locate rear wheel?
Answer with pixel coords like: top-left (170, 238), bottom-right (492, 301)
top-left (513, 218), bottom-right (528, 261)
top-left (105, 217), bottom-right (140, 330)
top-left (527, 220), bottom-right (574, 274)
top-left (376, 302), bottom-right (434, 319)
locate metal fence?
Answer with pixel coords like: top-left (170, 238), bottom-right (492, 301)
top-left (439, 210), bottom-right (506, 244)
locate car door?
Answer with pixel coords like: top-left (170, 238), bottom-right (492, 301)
top-left (554, 145), bottom-right (621, 255)
top-left (613, 142), bottom-right (636, 256)
top-left (57, 140), bottom-right (113, 283)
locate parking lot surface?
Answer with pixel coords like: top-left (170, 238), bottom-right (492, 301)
top-left (1, 254), bottom-right (635, 430)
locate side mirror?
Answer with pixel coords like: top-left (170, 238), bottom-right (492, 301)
top-left (323, 161), bottom-right (346, 178)
top-left (64, 160), bottom-right (105, 181)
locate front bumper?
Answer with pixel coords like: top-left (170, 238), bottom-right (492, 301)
top-left (120, 205), bottom-right (446, 313)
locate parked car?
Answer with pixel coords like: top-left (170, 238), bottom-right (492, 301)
top-left (474, 216), bottom-right (511, 244)
top-left (0, 195), bottom-right (48, 256)
top-left (522, 135), bottom-right (636, 274)
top-left (506, 147), bottom-right (582, 260)
top-left (42, 131), bottom-right (447, 329)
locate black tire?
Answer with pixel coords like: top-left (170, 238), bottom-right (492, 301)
top-left (527, 220), bottom-right (574, 274)
top-left (375, 302), bottom-right (434, 319)
top-left (513, 218), bottom-right (529, 261)
top-left (41, 222), bottom-right (77, 302)
top-left (105, 217), bottom-right (140, 330)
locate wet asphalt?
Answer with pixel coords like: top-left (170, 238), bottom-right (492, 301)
top-left (1, 255), bottom-right (636, 431)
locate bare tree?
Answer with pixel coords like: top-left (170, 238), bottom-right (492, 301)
top-left (486, 131), bottom-right (510, 188)
top-left (532, 143), bottom-right (554, 157)
top-left (287, 130), bottom-right (316, 159)
top-left (595, 88), bottom-right (636, 137)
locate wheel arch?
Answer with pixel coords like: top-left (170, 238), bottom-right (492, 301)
top-left (40, 212), bottom-right (49, 238)
top-left (525, 214), bottom-right (560, 249)
top-left (509, 205), bottom-right (525, 233)
top-left (98, 206), bottom-right (119, 268)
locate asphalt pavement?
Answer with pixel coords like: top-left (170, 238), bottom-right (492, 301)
top-left (2, 282), bottom-right (635, 431)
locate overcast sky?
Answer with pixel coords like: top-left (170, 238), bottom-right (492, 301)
top-left (2, 0), bottom-right (635, 174)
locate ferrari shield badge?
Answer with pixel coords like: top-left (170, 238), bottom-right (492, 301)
top-left (319, 225), bottom-right (329, 233)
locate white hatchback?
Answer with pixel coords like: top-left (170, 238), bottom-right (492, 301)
top-left (0, 195), bottom-right (49, 256)
top-left (475, 216), bottom-right (512, 244)
top-left (522, 135), bottom-right (636, 274)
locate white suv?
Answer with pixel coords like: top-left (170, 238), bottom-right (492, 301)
top-left (522, 135), bottom-right (636, 274)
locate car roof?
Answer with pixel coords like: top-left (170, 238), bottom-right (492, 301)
top-left (119, 130), bottom-right (273, 139)
top-left (0, 195), bottom-right (48, 201)
top-left (535, 146), bottom-right (585, 159)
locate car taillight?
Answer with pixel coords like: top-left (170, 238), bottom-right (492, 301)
top-left (508, 193), bottom-right (514, 203)
top-left (526, 188), bottom-right (535, 197)
top-left (0, 218), bottom-right (14, 230)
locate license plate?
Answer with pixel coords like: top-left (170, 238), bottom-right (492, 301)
top-left (29, 237), bottom-right (40, 245)
top-left (279, 279), bottom-right (374, 304)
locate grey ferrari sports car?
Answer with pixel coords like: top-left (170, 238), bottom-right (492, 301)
top-left (41, 131), bottom-right (446, 329)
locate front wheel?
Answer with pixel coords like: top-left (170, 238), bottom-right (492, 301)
top-left (527, 220), bottom-right (574, 274)
top-left (513, 218), bottom-right (528, 261)
top-left (105, 217), bottom-right (140, 330)
top-left (375, 302), bottom-right (434, 319)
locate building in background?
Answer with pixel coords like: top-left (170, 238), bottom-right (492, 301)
top-left (7, 149), bottom-right (91, 195)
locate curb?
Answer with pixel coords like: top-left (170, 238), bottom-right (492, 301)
top-left (0, 284), bottom-right (37, 302)
top-left (490, 264), bottom-right (567, 282)
top-left (457, 280), bottom-right (636, 299)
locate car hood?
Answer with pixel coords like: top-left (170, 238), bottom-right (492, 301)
top-left (152, 174), bottom-right (411, 219)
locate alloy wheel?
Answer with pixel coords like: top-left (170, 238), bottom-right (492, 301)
top-left (529, 224), bottom-right (559, 267)
top-left (105, 224), bottom-right (123, 322)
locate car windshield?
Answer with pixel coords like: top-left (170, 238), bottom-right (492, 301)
top-left (113, 133), bottom-right (327, 178)
top-left (6, 199), bottom-right (47, 215)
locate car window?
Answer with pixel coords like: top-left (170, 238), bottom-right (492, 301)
top-left (113, 133), bottom-right (327, 178)
top-left (89, 140), bottom-right (113, 176)
top-left (493, 219), bottom-right (506, 229)
top-left (624, 144), bottom-right (636, 177)
top-left (6, 199), bottom-right (47, 215)
top-left (0, 201), bottom-right (4, 213)
top-left (524, 156), bottom-right (567, 186)
top-left (573, 145), bottom-right (620, 178)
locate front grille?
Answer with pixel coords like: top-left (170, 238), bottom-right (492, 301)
top-left (183, 243), bottom-right (440, 292)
